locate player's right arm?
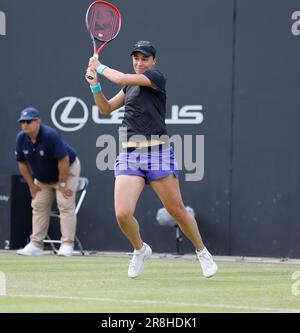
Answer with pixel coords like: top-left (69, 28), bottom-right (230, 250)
top-left (85, 67), bottom-right (125, 116)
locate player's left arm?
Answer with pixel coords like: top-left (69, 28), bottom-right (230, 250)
top-left (102, 68), bottom-right (154, 87)
top-left (88, 58), bottom-right (155, 88)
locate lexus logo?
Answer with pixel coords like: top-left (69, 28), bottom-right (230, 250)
top-left (51, 97), bottom-right (88, 132)
top-left (51, 96), bottom-right (204, 132)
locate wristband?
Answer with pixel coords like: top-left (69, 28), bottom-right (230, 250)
top-left (96, 64), bottom-right (108, 75)
top-left (90, 83), bottom-right (102, 94)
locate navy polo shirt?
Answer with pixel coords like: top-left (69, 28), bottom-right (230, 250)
top-left (15, 124), bottom-right (77, 183)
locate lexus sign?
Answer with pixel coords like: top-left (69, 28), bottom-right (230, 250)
top-left (51, 97), bottom-right (89, 132)
top-left (51, 96), bottom-right (204, 132)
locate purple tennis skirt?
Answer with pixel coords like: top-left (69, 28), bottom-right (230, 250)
top-left (114, 146), bottom-right (179, 184)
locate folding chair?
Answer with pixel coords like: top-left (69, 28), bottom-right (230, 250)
top-left (43, 177), bottom-right (89, 255)
top-left (156, 206), bottom-right (195, 255)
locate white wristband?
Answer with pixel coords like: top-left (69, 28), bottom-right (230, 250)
top-left (96, 64), bottom-right (108, 75)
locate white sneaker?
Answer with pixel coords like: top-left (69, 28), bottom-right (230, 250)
top-left (196, 247), bottom-right (218, 278)
top-left (57, 244), bottom-right (74, 257)
top-left (128, 243), bottom-right (152, 278)
top-left (16, 243), bottom-right (44, 256)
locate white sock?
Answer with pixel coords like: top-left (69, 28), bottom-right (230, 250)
top-left (134, 244), bottom-right (145, 254)
top-left (196, 247), bottom-right (207, 256)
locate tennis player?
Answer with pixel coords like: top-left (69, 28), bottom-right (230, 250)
top-left (85, 40), bottom-right (218, 278)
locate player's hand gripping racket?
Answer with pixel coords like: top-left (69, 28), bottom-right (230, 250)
top-left (86, 1), bottom-right (122, 80)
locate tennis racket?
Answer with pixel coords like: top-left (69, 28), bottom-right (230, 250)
top-left (86, 1), bottom-right (122, 80)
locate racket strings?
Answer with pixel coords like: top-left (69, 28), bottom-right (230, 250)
top-left (87, 4), bottom-right (120, 42)
top-left (88, 7), bottom-right (98, 42)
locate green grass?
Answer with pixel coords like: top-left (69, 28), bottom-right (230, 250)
top-left (0, 253), bottom-right (300, 313)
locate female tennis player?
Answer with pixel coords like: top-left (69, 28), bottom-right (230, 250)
top-left (85, 40), bottom-right (218, 279)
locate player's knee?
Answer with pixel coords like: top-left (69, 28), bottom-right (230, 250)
top-left (115, 209), bottom-right (133, 226)
top-left (166, 204), bottom-right (186, 221)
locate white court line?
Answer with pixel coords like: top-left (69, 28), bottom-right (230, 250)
top-left (0, 272), bottom-right (6, 296)
top-left (4, 294), bottom-right (300, 313)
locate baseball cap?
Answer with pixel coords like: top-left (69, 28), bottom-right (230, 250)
top-left (18, 107), bottom-right (40, 122)
top-left (130, 40), bottom-right (156, 58)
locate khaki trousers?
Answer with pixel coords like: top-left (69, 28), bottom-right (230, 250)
top-left (30, 158), bottom-right (81, 248)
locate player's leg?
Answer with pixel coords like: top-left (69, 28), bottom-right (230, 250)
top-left (114, 175), bottom-right (145, 249)
top-left (151, 175), bottom-right (204, 250)
top-left (151, 175), bottom-right (218, 278)
top-left (115, 175), bottom-right (152, 278)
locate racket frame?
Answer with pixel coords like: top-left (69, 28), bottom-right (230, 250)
top-left (86, 0), bottom-right (122, 59)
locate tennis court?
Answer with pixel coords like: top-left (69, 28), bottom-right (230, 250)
top-left (1, 251), bottom-right (299, 313)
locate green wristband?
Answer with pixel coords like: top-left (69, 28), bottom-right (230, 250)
top-left (96, 64), bottom-right (108, 75)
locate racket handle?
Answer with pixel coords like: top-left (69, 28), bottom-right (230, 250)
top-left (86, 54), bottom-right (99, 80)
